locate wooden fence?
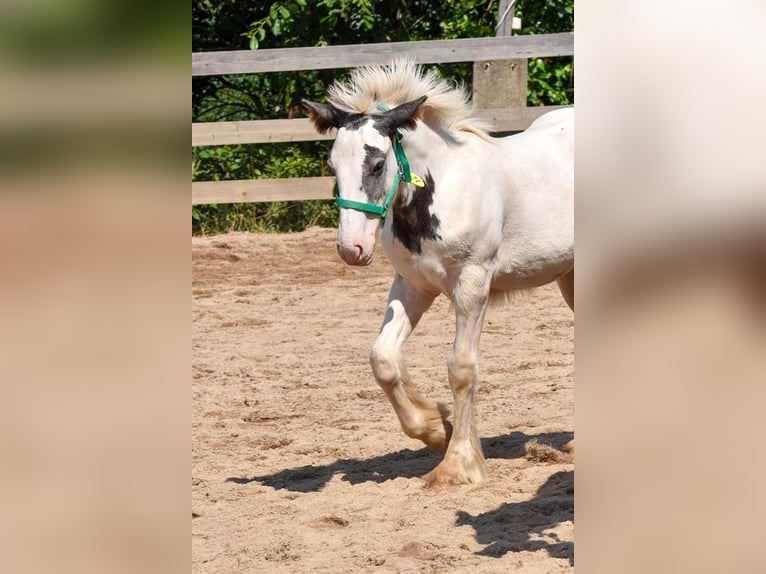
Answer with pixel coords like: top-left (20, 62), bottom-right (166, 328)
top-left (192, 32), bottom-right (573, 205)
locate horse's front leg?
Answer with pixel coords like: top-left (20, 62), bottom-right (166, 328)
top-left (369, 274), bottom-right (451, 451)
top-left (424, 268), bottom-right (491, 488)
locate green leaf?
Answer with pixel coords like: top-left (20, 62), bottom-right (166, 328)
top-left (249, 35), bottom-right (259, 50)
top-left (272, 18), bottom-right (281, 35)
top-left (278, 6), bottom-right (290, 19)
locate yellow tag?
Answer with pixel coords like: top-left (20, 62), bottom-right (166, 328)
top-left (409, 173), bottom-right (426, 187)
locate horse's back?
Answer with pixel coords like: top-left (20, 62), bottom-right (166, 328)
top-left (501, 107), bottom-right (573, 180)
top-left (525, 107), bottom-right (573, 133)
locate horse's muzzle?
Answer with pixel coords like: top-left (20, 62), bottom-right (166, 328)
top-left (337, 243), bottom-right (374, 266)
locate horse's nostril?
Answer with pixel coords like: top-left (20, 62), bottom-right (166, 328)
top-left (336, 243), bottom-right (365, 264)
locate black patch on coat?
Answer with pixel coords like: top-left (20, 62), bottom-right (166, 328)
top-left (391, 171), bottom-right (441, 253)
top-left (361, 144), bottom-right (387, 202)
top-left (370, 116), bottom-right (392, 137)
top-left (338, 114), bottom-right (369, 131)
top-left (337, 111), bottom-right (419, 138)
top-left (338, 114), bottom-right (392, 138)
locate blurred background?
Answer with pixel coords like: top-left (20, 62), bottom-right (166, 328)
top-left (0, 2), bottom-right (188, 573)
top-left (1, 1), bottom-right (765, 573)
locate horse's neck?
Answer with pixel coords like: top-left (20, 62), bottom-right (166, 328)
top-left (400, 122), bottom-right (450, 175)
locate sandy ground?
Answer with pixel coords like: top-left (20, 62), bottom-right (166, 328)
top-left (192, 227), bottom-right (574, 573)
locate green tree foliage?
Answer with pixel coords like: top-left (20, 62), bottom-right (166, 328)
top-left (516, 0), bottom-right (574, 105)
top-left (192, 0), bottom-right (573, 235)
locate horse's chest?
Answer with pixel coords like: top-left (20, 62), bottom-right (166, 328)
top-left (382, 231), bottom-right (446, 291)
top-left (389, 173), bottom-right (442, 254)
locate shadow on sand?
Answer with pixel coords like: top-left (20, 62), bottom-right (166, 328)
top-left (227, 430), bottom-right (574, 564)
top-left (456, 469), bottom-right (574, 565)
top-left (226, 430), bottom-right (573, 493)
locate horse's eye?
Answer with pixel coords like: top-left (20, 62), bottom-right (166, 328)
top-left (371, 159), bottom-right (385, 174)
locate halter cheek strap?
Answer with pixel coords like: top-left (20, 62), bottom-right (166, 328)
top-left (335, 103), bottom-right (425, 224)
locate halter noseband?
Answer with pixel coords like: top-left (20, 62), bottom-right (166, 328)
top-left (335, 103), bottom-right (425, 225)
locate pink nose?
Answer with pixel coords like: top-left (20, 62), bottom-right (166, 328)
top-left (337, 243), bottom-right (371, 266)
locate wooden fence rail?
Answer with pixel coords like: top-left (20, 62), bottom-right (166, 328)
top-left (193, 177), bottom-right (336, 205)
top-left (192, 33), bottom-right (573, 76)
top-left (192, 33), bottom-right (574, 205)
top-left (192, 105), bottom-right (569, 147)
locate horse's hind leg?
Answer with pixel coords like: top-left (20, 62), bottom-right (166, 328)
top-left (557, 268), bottom-right (574, 311)
top-left (369, 274), bottom-right (450, 451)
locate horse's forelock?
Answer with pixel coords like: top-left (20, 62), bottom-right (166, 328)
top-left (326, 59), bottom-right (486, 136)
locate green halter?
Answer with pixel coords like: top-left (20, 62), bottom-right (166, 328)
top-left (335, 103), bottom-right (425, 224)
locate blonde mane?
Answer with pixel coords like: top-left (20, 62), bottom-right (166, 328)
top-left (326, 59), bottom-right (492, 138)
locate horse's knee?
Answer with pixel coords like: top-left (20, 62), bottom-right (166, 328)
top-left (447, 352), bottom-right (478, 393)
top-left (369, 342), bottom-right (398, 386)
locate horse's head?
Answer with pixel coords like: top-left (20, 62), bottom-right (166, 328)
top-left (303, 96), bottom-right (427, 266)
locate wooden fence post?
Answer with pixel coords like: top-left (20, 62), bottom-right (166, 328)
top-left (472, 0), bottom-right (528, 111)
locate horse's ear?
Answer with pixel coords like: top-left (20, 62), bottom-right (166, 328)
top-left (380, 95), bottom-right (428, 133)
top-left (302, 100), bottom-right (349, 134)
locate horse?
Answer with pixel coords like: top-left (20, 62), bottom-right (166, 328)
top-left (303, 59), bottom-right (573, 488)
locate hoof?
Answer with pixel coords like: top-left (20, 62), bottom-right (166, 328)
top-left (422, 456), bottom-right (487, 490)
top-left (422, 468), bottom-right (470, 490)
top-left (420, 419), bottom-right (452, 452)
top-left (412, 401), bottom-right (452, 452)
